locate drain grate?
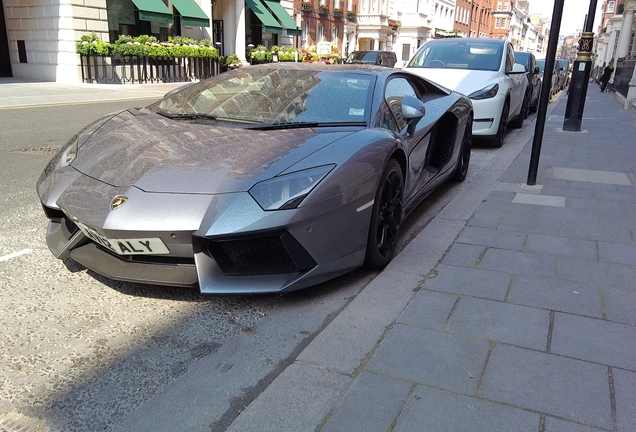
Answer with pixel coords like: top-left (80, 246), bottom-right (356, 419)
top-left (9, 146), bottom-right (61, 156)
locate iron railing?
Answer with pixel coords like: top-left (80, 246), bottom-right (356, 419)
top-left (613, 56), bottom-right (636, 98)
top-left (79, 55), bottom-right (220, 84)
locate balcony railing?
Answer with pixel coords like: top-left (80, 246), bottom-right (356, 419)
top-left (79, 55), bottom-right (219, 84)
top-left (301, 3), bottom-right (313, 11)
top-left (318, 6), bottom-right (329, 15)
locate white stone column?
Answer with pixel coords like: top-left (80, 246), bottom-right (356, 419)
top-left (614, 3), bottom-right (635, 61)
top-left (235, 0), bottom-right (247, 62)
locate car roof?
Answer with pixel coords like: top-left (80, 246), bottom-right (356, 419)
top-left (425, 37), bottom-right (506, 46)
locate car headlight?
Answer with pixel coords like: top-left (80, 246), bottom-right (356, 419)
top-left (249, 165), bottom-right (335, 211)
top-left (42, 137), bottom-right (78, 177)
top-left (468, 83), bottom-right (499, 100)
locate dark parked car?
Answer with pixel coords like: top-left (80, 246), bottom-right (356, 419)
top-left (536, 58), bottom-right (560, 99)
top-left (515, 51), bottom-right (541, 114)
top-left (37, 63), bottom-right (473, 294)
top-left (345, 50), bottom-right (398, 67)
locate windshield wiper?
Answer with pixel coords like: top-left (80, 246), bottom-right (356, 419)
top-left (249, 121), bottom-right (367, 131)
top-left (156, 111), bottom-right (217, 121)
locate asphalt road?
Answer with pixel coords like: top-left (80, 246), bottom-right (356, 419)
top-left (0, 99), bottom-right (504, 431)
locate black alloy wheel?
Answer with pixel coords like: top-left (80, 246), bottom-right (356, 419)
top-left (492, 100), bottom-right (509, 148)
top-left (453, 115), bottom-right (472, 182)
top-left (364, 159), bottom-right (404, 269)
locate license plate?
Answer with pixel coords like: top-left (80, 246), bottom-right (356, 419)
top-left (76, 222), bottom-right (170, 255)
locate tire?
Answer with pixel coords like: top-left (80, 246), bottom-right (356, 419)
top-left (453, 115), bottom-right (472, 182)
top-left (510, 93), bottom-right (527, 129)
top-left (364, 159), bottom-right (404, 269)
top-left (489, 100), bottom-right (509, 148)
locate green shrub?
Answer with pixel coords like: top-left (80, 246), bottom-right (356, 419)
top-left (76, 34), bottom-right (219, 59)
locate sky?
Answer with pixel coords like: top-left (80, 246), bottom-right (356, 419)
top-left (529, 0), bottom-right (605, 36)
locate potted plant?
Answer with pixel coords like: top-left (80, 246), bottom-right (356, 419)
top-left (301, 1), bottom-right (312, 11)
top-left (318, 4), bottom-right (328, 14)
top-left (333, 8), bottom-right (343, 18)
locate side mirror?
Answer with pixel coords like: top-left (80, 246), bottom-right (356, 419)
top-left (533, 66), bottom-right (540, 74)
top-left (402, 95), bottom-right (426, 120)
top-left (402, 95), bottom-right (426, 136)
top-left (510, 63), bottom-right (526, 74)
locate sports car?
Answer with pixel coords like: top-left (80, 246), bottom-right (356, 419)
top-left (37, 63), bottom-right (473, 294)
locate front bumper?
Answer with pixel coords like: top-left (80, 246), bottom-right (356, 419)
top-left (40, 173), bottom-right (375, 294)
top-left (470, 95), bottom-right (506, 137)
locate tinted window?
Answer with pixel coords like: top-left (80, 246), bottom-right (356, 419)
top-left (151, 68), bottom-right (375, 124)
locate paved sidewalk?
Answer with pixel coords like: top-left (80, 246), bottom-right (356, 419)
top-left (0, 77), bottom-right (184, 109)
top-left (228, 92), bottom-right (636, 431)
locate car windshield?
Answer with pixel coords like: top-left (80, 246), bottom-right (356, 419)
top-left (408, 41), bottom-right (503, 71)
top-left (148, 67), bottom-right (374, 124)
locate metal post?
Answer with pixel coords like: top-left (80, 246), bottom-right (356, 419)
top-left (563, 0), bottom-right (599, 132)
top-left (527, 0), bottom-right (565, 186)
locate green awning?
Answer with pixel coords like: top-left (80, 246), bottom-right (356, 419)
top-left (131, 0), bottom-right (173, 24)
top-left (245, 0), bottom-right (282, 34)
top-left (171, 0), bottom-right (210, 27)
top-left (263, 0), bottom-right (300, 36)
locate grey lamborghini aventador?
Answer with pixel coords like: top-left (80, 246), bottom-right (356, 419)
top-left (37, 63), bottom-right (473, 294)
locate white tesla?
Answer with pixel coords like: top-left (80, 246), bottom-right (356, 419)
top-left (405, 38), bottom-right (528, 148)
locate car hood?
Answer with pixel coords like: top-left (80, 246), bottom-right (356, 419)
top-left (407, 68), bottom-right (501, 96)
top-left (71, 110), bottom-right (353, 194)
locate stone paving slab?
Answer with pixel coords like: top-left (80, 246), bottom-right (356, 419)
top-left (225, 363), bottom-right (349, 432)
top-left (393, 385), bottom-right (540, 432)
top-left (456, 225), bottom-right (527, 251)
top-left (296, 269), bottom-right (423, 375)
top-left (543, 417), bottom-right (606, 432)
top-left (613, 368), bottom-right (636, 432)
top-left (445, 297), bottom-right (550, 350)
top-left (320, 372), bottom-right (412, 432)
top-left (507, 274), bottom-right (603, 318)
top-left (558, 257), bottom-right (636, 287)
top-left (478, 249), bottom-right (558, 278)
top-left (420, 264), bottom-right (512, 301)
top-left (524, 233), bottom-right (598, 260)
top-left (597, 242), bottom-right (636, 266)
top-left (550, 167), bottom-right (633, 186)
top-left (602, 283), bottom-right (636, 326)
top-left (479, 345), bottom-right (613, 429)
top-left (397, 290), bottom-right (457, 330)
top-left (551, 313), bottom-right (636, 370)
top-left (366, 325), bottom-right (491, 395)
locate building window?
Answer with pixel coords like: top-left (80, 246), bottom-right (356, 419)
top-left (318, 24), bottom-right (324, 42)
top-left (495, 17), bottom-right (500, 28)
top-left (501, 18), bottom-right (507, 28)
top-left (332, 25), bottom-right (338, 43)
top-left (608, 1), bottom-right (615, 13)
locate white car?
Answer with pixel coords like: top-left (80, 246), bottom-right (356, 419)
top-left (404, 38), bottom-right (528, 148)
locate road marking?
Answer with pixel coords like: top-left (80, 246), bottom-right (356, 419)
top-left (0, 249), bottom-right (32, 262)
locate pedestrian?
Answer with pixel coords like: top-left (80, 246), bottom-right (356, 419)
top-left (599, 62), bottom-right (614, 92)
